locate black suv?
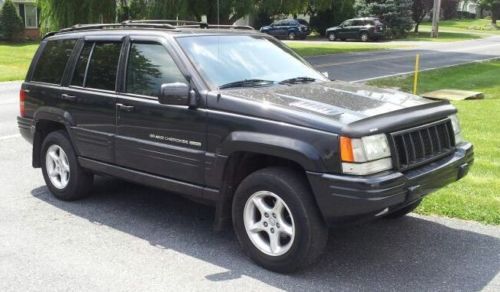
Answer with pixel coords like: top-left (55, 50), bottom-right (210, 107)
top-left (18, 21), bottom-right (473, 273)
top-left (326, 17), bottom-right (385, 42)
top-left (260, 18), bottom-right (310, 40)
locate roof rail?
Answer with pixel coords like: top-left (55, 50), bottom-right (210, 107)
top-left (44, 20), bottom-right (255, 39)
top-left (124, 20), bottom-right (254, 30)
top-left (123, 19), bottom-right (202, 26)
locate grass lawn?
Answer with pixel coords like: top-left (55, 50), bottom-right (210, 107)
top-left (420, 19), bottom-right (500, 34)
top-left (287, 42), bottom-right (400, 57)
top-left (402, 30), bottom-right (482, 42)
top-left (0, 42), bottom-right (39, 82)
top-left (369, 60), bottom-right (500, 225)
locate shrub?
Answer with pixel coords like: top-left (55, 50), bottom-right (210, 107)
top-left (0, 0), bottom-right (24, 41)
top-left (354, 0), bottom-right (414, 38)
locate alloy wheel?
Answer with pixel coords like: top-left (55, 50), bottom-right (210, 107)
top-left (45, 144), bottom-right (70, 189)
top-left (243, 191), bottom-right (295, 256)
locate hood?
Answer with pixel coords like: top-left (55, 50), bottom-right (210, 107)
top-left (216, 80), bottom-right (454, 136)
top-left (221, 80), bottom-right (436, 123)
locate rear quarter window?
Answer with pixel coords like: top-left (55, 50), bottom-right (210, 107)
top-left (32, 39), bottom-right (77, 84)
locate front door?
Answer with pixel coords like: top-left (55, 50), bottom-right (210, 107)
top-left (115, 39), bottom-right (206, 185)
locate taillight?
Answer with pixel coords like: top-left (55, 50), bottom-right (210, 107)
top-left (19, 89), bottom-right (27, 117)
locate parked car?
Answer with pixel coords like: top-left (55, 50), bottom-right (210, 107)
top-left (18, 21), bottom-right (473, 273)
top-left (326, 17), bottom-right (385, 42)
top-left (260, 18), bottom-right (310, 40)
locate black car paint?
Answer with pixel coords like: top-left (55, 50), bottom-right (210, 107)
top-left (260, 19), bottom-right (309, 39)
top-left (326, 18), bottom-right (385, 41)
top-left (18, 28), bottom-right (473, 227)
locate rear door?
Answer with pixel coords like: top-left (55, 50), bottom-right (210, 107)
top-left (114, 37), bottom-right (206, 185)
top-left (62, 38), bottom-right (123, 163)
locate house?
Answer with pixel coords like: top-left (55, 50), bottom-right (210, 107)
top-left (0, 0), bottom-right (39, 39)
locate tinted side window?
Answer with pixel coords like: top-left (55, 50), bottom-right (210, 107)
top-left (85, 42), bottom-right (122, 91)
top-left (71, 42), bottom-right (93, 87)
top-left (126, 43), bottom-right (186, 97)
top-left (32, 39), bottom-right (76, 84)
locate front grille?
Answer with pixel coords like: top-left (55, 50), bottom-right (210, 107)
top-left (390, 119), bottom-right (455, 171)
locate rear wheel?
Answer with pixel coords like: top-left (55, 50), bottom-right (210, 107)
top-left (41, 130), bottom-right (93, 201)
top-left (360, 32), bottom-right (369, 42)
top-left (232, 167), bottom-right (328, 273)
top-left (327, 32), bottom-right (336, 41)
top-left (385, 200), bottom-right (422, 219)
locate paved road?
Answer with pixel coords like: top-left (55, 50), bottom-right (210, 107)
top-left (304, 36), bottom-right (500, 82)
top-left (1, 82), bottom-right (500, 291)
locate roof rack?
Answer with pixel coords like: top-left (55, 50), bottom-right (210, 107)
top-left (124, 20), bottom-right (254, 30)
top-left (44, 20), bottom-right (255, 39)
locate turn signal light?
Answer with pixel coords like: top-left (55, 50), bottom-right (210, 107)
top-left (340, 136), bottom-right (354, 162)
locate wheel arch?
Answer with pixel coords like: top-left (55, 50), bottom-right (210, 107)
top-left (32, 107), bottom-right (76, 168)
top-left (212, 132), bottom-right (325, 230)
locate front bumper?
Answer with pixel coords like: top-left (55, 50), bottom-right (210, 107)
top-left (307, 143), bottom-right (474, 225)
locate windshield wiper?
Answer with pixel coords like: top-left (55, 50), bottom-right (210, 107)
top-left (219, 79), bottom-right (274, 89)
top-left (279, 76), bottom-right (316, 85)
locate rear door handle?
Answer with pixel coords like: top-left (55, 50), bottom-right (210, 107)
top-left (60, 93), bottom-right (76, 102)
top-left (116, 103), bottom-right (134, 112)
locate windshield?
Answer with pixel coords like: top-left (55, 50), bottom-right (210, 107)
top-left (176, 35), bottom-right (327, 89)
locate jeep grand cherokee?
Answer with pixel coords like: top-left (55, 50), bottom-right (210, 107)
top-left (17, 21), bottom-right (473, 273)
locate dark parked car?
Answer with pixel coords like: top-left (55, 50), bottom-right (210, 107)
top-left (260, 19), bottom-right (310, 40)
top-left (326, 17), bottom-right (385, 42)
top-left (18, 21), bottom-right (473, 273)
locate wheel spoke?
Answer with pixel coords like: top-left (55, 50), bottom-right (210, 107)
top-left (252, 197), bottom-right (271, 214)
top-left (269, 231), bottom-right (281, 254)
top-left (48, 151), bottom-right (58, 162)
top-left (280, 222), bottom-right (293, 237)
top-left (273, 199), bottom-right (284, 215)
top-left (248, 220), bottom-right (265, 233)
top-left (47, 166), bottom-right (57, 177)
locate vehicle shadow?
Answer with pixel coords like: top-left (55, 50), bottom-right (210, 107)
top-left (31, 177), bottom-right (500, 291)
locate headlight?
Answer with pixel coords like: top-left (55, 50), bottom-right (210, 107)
top-left (449, 114), bottom-right (464, 144)
top-left (340, 134), bottom-right (392, 175)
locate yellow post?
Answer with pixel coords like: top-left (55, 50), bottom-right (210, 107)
top-left (413, 54), bottom-right (420, 95)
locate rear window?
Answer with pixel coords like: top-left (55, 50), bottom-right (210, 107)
top-left (70, 42), bottom-right (121, 91)
top-left (32, 39), bottom-right (77, 84)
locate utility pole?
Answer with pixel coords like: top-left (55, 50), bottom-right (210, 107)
top-left (431, 0), bottom-right (442, 38)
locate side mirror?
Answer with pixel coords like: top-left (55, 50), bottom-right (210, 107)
top-left (159, 82), bottom-right (190, 106)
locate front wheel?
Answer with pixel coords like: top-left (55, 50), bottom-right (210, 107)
top-left (232, 167), bottom-right (328, 273)
top-left (288, 32), bottom-right (296, 40)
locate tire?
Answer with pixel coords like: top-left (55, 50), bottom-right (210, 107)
top-left (288, 32), bottom-right (296, 40)
top-left (384, 200), bottom-right (422, 219)
top-left (360, 32), bottom-right (369, 42)
top-left (232, 167), bottom-right (328, 273)
top-left (327, 32), bottom-right (336, 41)
top-left (41, 130), bottom-right (93, 201)
top-left (340, 38), bottom-right (346, 41)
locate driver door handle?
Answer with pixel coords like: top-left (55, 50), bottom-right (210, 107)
top-left (60, 93), bottom-right (76, 102)
top-left (116, 103), bottom-right (134, 112)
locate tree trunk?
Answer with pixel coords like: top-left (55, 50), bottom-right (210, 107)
top-left (414, 23), bottom-right (420, 33)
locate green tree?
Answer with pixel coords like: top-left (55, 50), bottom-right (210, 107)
top-left (354, 0), bottom-right (414, 37)
top-left (129, 0), bottom-right (147, 19)
top-left (39, 0), bottom-right (116, 32)
top-left (412, 0), bottom-right (433, 32)
top-left (0, 0), bottom-right (24, 41)
top-left (481, 0), bottom-right (500, 25)
top-left (309, 0), bottom-right (356, 35)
